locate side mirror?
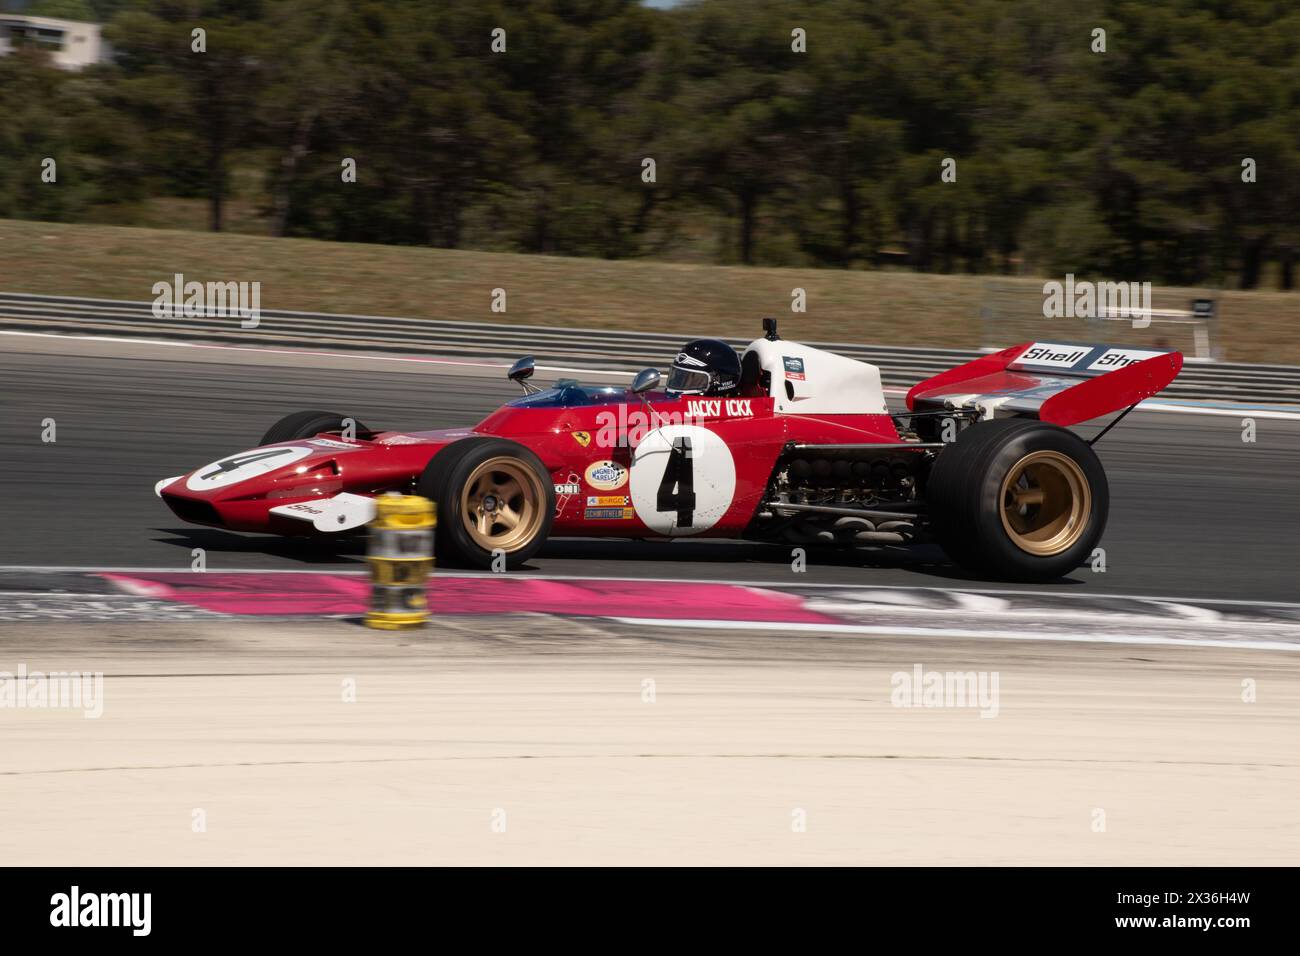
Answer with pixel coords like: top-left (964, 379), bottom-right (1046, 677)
top-left (508, 356), bottom-right (541, 394)
top-left (631, 367), bottom-right (661, 394)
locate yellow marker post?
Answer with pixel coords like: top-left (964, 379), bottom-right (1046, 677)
top-left (364, 494), bottom-right (435, 630)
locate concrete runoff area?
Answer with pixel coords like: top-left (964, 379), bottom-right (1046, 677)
top-left (0, 617), bottom-right (1295, 866)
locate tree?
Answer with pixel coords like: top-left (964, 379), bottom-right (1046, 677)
top-left (29, 0), bottom-right (96, 21)
top-left (105, 1), bottom-right (271, 231)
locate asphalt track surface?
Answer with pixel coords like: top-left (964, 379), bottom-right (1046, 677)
top-left (2, 333), bottom-right (1298, 602)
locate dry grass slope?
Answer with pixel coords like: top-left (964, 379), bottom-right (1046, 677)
top-left (3, 219), bottom-right (1296, 363)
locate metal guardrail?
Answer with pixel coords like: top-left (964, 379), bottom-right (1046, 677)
top-left (2, 291), bottom-right (1297, 405)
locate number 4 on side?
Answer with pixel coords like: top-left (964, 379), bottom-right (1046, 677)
top-left (656, 436), bottom-right (696, 528)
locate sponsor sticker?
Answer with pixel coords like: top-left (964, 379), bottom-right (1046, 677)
top-left (554, 473), bottom-right (583, 516)
top-left (1014, 343), bottom-right (1090, 370)
top-left (378, 434), bottom-right (427, 445)
top-left (685, 398), bottom-right (753, 419)
top-left (782, 356), bottom-right (806, 381)
top-left (586, 495), bottom-right (629, 506)
top-left (584, 507), bottom-right (635, 520)
top-left (572, 431), bottom-right (592, 448)
top-left (308, 437), bottom-right (357, 449)
top-left (584, 460), bottom-right (629, 491)
top-left (1086, 348), bottom-right (1165, 371)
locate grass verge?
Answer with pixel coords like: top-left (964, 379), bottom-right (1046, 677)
top-left (2, 219), bottom-right (1295, 363)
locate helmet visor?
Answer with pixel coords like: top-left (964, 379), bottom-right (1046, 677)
top-left (666, 365), bottom-right (711, 394)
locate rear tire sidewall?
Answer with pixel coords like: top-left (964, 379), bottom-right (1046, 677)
top-left (975, 425), bottom-right (1107, 580)
top-left (417, 437), bottom-right (555, 570)
top-left (928, 419), bottom-right (1108, 581)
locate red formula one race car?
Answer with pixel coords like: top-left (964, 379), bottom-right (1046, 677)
top-left (155, 319), bottom-right (1182, 581)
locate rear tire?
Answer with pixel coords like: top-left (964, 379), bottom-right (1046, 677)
top-left (417, 437), bottom-right (555, 569)
top-left (260, 410), bottom-right (368, 446)
top-left (925, 418), bottom-right (1108, 581)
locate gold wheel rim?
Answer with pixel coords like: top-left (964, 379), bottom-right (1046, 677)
top-left (998, 450), bottom-right (1091, 556)
top-left (460, 457), bottom-right (544, 553)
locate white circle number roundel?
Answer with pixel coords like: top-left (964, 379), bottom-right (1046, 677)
top-left (185, 445), bottom-right (313, 492)
top-left (630, 424), bottom-right (736, 536)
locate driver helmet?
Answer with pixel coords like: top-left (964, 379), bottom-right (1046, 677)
top-left (666, 339), bottom-right (741, 396)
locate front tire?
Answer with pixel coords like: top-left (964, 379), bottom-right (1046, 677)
top-left (925, 418), bottom-right (1108, 581)
top-left (417, 437), bottom-right (555, 569)
top-left (260, 410), bottom-right (368, 445)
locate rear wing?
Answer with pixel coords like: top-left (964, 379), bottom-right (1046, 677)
top-left (906, 342), bottom-right (1183, 427)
